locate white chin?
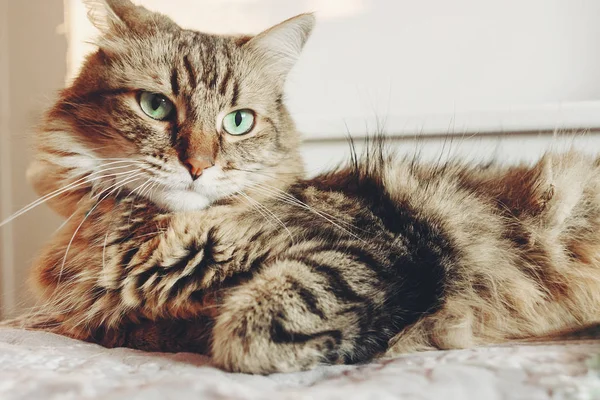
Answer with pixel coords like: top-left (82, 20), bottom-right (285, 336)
top-left (133, 167), bottom-right (237, 211)
top-left (150, 189), bottom-right (213, 212)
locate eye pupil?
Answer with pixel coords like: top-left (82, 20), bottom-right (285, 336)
top-left (234, 111), bottom-right (243, 126)
top-left (151, 96), bottom-right (162, 111)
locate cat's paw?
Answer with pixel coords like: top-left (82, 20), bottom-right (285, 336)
top-left (211, 307), bottom-right (343, 373)
top-left (210, 260), bottom-right (350, 374)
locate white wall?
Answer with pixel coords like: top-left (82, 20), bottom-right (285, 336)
top-left (0, 0), bottom-right (65, 319)
top-left (0, 0), bottom-right (11, 317)
top-left (301, 133), bottom-right (600, 177)
top-left (291, 0), bottom-right (600, 136)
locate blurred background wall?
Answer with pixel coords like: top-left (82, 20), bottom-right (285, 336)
top-left (1, 0), bottom-right (65, 318)
top-left (2, 0), bottom-right (600, 318)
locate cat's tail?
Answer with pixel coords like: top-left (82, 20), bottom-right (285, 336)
top-left (516, 322), bottom-right (600, 343)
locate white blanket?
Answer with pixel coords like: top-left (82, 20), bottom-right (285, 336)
top-left (1, 328), bottom-right (599, 400)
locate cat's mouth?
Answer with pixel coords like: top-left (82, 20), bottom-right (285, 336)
top-left (140, 167), bottom-right (241, 212)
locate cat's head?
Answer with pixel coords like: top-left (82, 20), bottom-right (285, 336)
top-left (30, 0), bottom-right (314, 212)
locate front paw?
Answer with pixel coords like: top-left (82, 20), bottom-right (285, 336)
top-left (210, 260), bottom-right (353, 374)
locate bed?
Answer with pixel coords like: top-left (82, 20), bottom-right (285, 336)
top-left (1, 327), bottom-right (599, 400)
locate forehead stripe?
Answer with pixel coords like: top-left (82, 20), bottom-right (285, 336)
top-left (219, 67), bottom-right (231, 96)
top-left (170, 67), bottom-right (180, 96)
top-left (231, 80), bottom-right (239, 108)
top-left (183, 55), bottom-right (198, 89)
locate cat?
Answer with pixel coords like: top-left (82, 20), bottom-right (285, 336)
top-left (5, 0), bottom-right (600, 374)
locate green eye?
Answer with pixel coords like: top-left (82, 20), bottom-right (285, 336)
top-left (222, 109), bottom-right (255, 135)
top-left (139, 92), bottom-right (174, 120)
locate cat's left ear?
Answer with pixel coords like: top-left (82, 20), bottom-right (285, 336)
top-left (245, 13), bottom-right (315, 84)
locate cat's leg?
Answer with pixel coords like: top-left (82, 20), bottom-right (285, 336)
top-left (27, 197), bottom-right (196, 336)
top-left (210, 250), bottom-right (395, 374)
top-left (31, 195), bottom-right (267, 344)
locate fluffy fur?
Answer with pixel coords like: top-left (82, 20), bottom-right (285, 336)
top-left (6, 0), bottom-right (600, 374)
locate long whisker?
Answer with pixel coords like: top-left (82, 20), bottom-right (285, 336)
top-left (226, 170), bottom-right (368, 241)
top-left (260, 183), bottom-right (367, 233)
top-left (234, 189), bottom-right (278, 227)
top-left (0, 163), bottom-right (142, 227)
top-left (230, 167), bottom-right (300, 180)
top-left (247, 183), bottom-right (368, 243)
top-left (55, 172), bottom-right (146, 287)
top-left (231, 167), bottom-right (368, 235)
top-left (217, 175), bottom-right (291, 238)
top-left (21, 174), bottom-right (146, 322)
top-left (119, 176), bottom-right (154, 225)
top-left (97, 177), bottom-right (155, 276)
top-left (135, 183), bottom-right (154, 207)
top-left (124, 177), bottom-right (153, 201)
top-left (53, 209), bottom-right (77, 234)
top-left (236, 190), bottom-right (295, 243)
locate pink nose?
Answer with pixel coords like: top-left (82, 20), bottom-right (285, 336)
top-left (184, 157), bottom-right (214, 180)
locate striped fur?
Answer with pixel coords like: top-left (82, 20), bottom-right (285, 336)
top-left (8, 0), bottom-right (600, 374)
top-left (12, 149), bottom-right (600, 373)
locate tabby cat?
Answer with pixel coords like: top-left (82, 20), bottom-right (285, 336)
top-left (7, 0), bottom-right (600, 374)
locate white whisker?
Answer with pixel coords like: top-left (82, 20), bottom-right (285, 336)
top-left (55, 172), bottom-right (146, 287)
top-left (249, 182), bottom-right (368, 243)
top-left (236, 190), bottom-right (295, 243)
top-left (0, 162), bottom-right (143, 227)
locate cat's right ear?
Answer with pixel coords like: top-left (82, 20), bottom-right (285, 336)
top-left (85, 0), bottom-right (175, 34)
top-left (245, 13), bottom-right (316, 85)
top-left (84, 0), bottom-right (131, 33)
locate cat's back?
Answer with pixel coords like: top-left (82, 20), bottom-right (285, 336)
top-left (379, 151), bottom-right (600, 349)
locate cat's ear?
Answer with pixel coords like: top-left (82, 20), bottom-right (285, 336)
top-left (85, 0), bottom-right (175, 34)
top-left (246, 13), bottom-right (315, 83)
top-left (85, 0), bottom-right (132, 32)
